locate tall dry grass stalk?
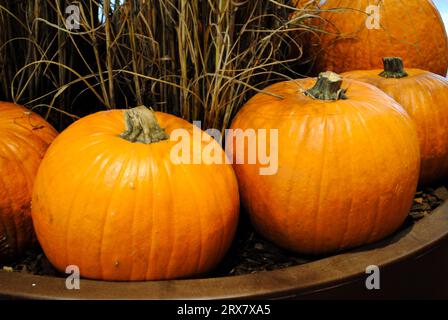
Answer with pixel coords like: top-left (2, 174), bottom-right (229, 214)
top-left (0, 0), bottom-right (323, 132)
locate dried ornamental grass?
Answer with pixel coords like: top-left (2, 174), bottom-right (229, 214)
top-left (0, 0), bottom-right (325, 132)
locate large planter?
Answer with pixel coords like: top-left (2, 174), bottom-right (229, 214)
top-left (1, 201), bottom-right (448, 300)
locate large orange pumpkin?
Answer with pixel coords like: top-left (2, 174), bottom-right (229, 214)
top-left (307, 0), bottom-right (448, 76)
top-left (229, 72), bottom-right (420, 255)
top-left (0, 102), bottom-right (57, 262)
top-left (32, 106), bottom-right (239, 281)
top-left (343, 57), bottom-right (448, 186)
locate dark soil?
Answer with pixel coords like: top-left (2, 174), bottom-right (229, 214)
top-left (2, 185), bottom-right (447, 278)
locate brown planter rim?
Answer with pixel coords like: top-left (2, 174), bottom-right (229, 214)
top-left (1, 201), bottom-right (448, 300)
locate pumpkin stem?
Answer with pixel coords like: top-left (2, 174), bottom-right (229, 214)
top-left (379, 57), bottom-right (408, 78)
top-left (305, 71), bottom-right (348, 101)
top-left (120, 105), bottom-right (169, 144)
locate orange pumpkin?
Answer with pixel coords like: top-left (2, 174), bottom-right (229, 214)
top-left (229, 72), bottom-right (420, 255)
top-left (32, 106), bottom-right (239, 281)
top-left (307, 0), bottom-right (448, 76)
top-left (342, 57), bottom-right (448, 186)
top-left (0, 102), bottom-right (57, 262)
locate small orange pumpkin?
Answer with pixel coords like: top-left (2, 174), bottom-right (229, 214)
top-left (229, 72), bottom-right (420, 255)
top-left (32, 106), bottom-right (239, 281)
top-left (343, 57), bottom-right (448, 186)
top-left (0, 102), bottom-right (57, 262)
top-left (307, 0), bottom-right (448, 76)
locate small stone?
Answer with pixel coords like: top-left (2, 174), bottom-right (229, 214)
top-left (414, 198), bottom-right (424, 204)
top-left (254, 243), bottom-right (264, 251)
top-left (2, 266), bottom-right (13, 272)
top-left (410, 211), bottom-right (425, 219)
top-left (434, 187), bottom-right (448, 201)
top-left (412, 203), bottom-right (431, 211)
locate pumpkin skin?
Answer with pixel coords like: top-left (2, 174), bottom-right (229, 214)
top-left (229, 75), bottom-right (420, 255)
top-left (0, 102), bottom-right (57, 262)
top-left (308, 0), bottom-right (448, 76)
top-left (31, 108), bottom-right (239, 281)
top-left (342, 64), bottom-right (448, 186)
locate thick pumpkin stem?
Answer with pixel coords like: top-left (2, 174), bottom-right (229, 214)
top-left (305, 71), bottom-right (348, 101)
top-left (379, 57), bottom-right (408, 78)
top-left (120, 105), bottom-right (169, 144)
